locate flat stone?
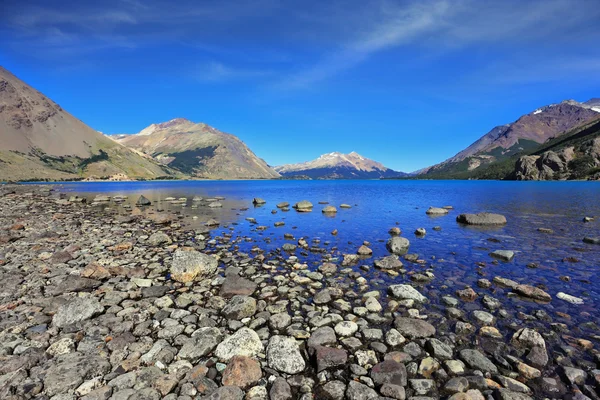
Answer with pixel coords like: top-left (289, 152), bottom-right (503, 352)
top-left (490, 250), bottom-right (515, 261)
top-left (220, 275), bottom-right (258, 298)
top-left (371, 360), bottom-right (407, 387)
top-left (459, 349), bottom-right (498, 373)
top-left (388, 285), bottom-right (427, 303)
top-left (557, 292), bottom-right (584, 304)
top-left (394, 317), bottom-right (436, 338)
top-left (513, 284), bottom-right (551, 302)
top-left (53, 297), bottom-right (104, 328)
top-left (456, 213), bottom-right (507, 226)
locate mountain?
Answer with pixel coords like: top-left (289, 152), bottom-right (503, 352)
top-left (114, 119), bottom-right (279, 179)
top-left (274, 152), bottom-right (406, 179)
top-left (513, 118), bottom-right (600, 180)
top-left (421, 100), bottom-right (600, 178)
top-left (0, 66), bottom-right (174, 181)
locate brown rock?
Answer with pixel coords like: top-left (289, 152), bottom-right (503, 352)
top-left (221, 356), bottom-right (262, 388)
top-left (456, 287), bottom-right (478, 302)
top-left (81, 263), bottom-right (111, 280)
top-left (513, 284), bottom-right (552, 302)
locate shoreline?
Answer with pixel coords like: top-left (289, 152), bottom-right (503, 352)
top-left (0, 184), bottom-right (597, 399)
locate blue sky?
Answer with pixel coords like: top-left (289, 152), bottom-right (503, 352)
top-left (1, 0), bottom-right (599, 172)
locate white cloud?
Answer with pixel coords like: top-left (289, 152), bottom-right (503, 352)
top-left (194, 61), bottom-right (272, 82)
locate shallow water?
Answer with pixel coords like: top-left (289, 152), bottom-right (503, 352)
top-left (48, 179), bottom-right (600, 340)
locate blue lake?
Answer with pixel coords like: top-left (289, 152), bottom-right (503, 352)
top-left (48, 179), bottom-right (600, 336)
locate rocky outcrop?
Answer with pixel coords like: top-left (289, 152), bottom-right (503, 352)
top-left (515, 137), bottom-right (600, 180)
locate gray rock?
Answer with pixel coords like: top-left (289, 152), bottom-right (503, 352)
top-left (386, 236), bottom-right (410, 255)
top-left (425, 338), bottom-right (453, 360)
top-left (583, 237), bottom-right (600, 245)
top-left (557, 292), bottom-right (584, 304)
top-left (267, 335), bottom-right (306, 374)
top-left (270, 377), bottom-right (293, 400)
top-left (493, 389), bottom-right (534, 400)
top-left (345, 380), bottom-right (379, 400)
top-left (215, 328), bottom-right (263, 362)
top-left (394, 318), bottom-right (436, 338)
top-left (170, 248), bottom-right (218, 283)
top-left (252, 198), bottom-right (266, 205)
top-left (221, 295), bottom-right (257, 319)
top-left (148, 232), bottom-right (171, 246)
top-left (370, 360), bottom-right (407, 387)
top-left (459, 349), bottom-right (498, 373)
top-left (207, 386), bottom-right (244, 399)
top-left (308, 326), bottom-right (337, 348)
top-left (388, 285), bottom-right (427, 303)
top-left (426, 207), bottom-right (449, 215)
top-left (293, 200), bottom-right (313, 212)
top-left (318, 380), bottom-right (346, 400)
top-left (136, 195), bottom-right (151, 206)
top-left (178, 327), bottom-right (222, 362)
top-left (374, 255), bottom-right (404, 270)
top-left (456, 213), bottom-right (507, 226)
top-left (490, 250), bottom-right (515, 261)
top-left (53, 297), bottom-right (104, 328)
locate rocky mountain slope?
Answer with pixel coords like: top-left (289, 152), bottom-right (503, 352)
top-left (514, 118), bottom-right (600, 180)
top-left (0, 66), bottom-right (175, 181)
top-left (274, 152), bottom-right (405, 179)
top-left (422, 100), bottom-right (600, 178)
top-left (114, 119), bottom-right (279, 179)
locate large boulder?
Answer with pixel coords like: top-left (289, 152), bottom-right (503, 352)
top-left (170, 248), bottom-right (218, 283)
top-left (515, 155), bottom-right (541, 181)
top-left (386, 236), bottom-right (410, 255)
top-left (456, 213), bottom-right (507, 226)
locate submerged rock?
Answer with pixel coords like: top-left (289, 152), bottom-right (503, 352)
top-left (490, 250), bottom-right (515, 261)
top-left (426, 207), bottom-right (449, 215)
top-left (136, 195), bottom-right (151, 206)
top-left (456, 213), bottom-right (507, 226)
top-left (557, 292), bottom-right (584, 304)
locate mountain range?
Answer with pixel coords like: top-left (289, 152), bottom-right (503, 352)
top-left (1, 65), bottom-right (599, 181)
top-left (0, 66), bottom-right (176, 181)
top-left (421, 99), bottom-right (600, 179)
top-left (274, 152), bottom-right (405, 179)
top-left (113, 118), bottom-right (279, 179)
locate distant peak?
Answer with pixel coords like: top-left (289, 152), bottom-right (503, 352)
top-left (157, 117), bottom-right (192, 128)
top-left (138, 117), bottom-right (194, 136)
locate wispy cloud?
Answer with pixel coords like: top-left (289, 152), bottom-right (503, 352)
top-left (194, 61), bottom-right (273, 82)
top-left (272, 0), bottom-right (600, 89)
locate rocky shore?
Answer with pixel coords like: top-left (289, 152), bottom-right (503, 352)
top-left (0, 185), bottom-right (598, 400)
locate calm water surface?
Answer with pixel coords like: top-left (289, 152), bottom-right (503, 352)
top-left (49, 180), bottom-right (600, 336)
